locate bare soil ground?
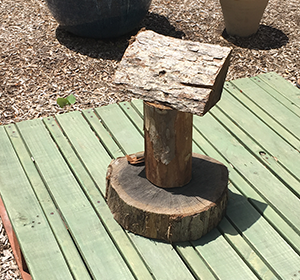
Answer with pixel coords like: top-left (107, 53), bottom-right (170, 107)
top-left (0, 0), bottom-right (299, 278)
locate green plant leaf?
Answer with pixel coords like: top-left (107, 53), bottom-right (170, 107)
top-left (56, 94), bottom-right (76, 108)
top-left (66, 94), bottom-right (76, 105)
top-left (56, 97), bottom-right (69, 108)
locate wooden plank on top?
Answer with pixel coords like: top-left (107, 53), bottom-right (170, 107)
top-left (216, 84), bottom-right (300, 181)
top-left (0, 126), bottom-right (73, 280)
top-left (46, 113), bottom-right (154, 280)
top-left (223, 81), bottom-right (300, 150)
top-left (5, 124), bottom-right (92, 280)
top-left (193, 112), bottom-right (300, 233)
top-left (95, 103), bottom-right (144, 154)
top-left (259, 72), bottom-right (300, 109)
top-left (231, 77), bottom-right (300, 141)
top-left (16, 119), bottom-right (134, 280)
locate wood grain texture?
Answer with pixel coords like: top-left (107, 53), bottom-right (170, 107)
top-left (192, 126), bottom-right (300, 256)
top-left (194, 111), bottom-right (300, 233)
top-left (144, 101), bottom-right (193, 188)
top-left (114, 30), bottom-right (232, 116)
top-left (5, 124), bottom-right (92, 280)
top-left (213, 85), bottom-right (300, 195)
top-left (231, 77), bottom-right (300, 144)
top-left (251, 75), bottom-right (300, 118)
top-left (259, 72), bottom-right (300, 110)
top-left (223, 80), bottom-right (300, 151)
top-left (193, 228), bottom-right (258, 279)
top-left (106, 154), bottom-right (228, 242)
top-left (44, 113), bottom-right (154, 280)
top-left (16, 118), bottom-right (135, 280)
top-left (0, 197), bottom-right (33, 280)
top-left (0, 126), bottom-right (73, 280)
top-left (128, 232), bottom-right (195, 280)
top-left (95, 104), bottom-right (144, 154)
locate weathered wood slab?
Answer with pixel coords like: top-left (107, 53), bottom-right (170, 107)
top-left (114, 30), bottom-right (232, 116)
top-left (105, 153), bottom-right (228, 242)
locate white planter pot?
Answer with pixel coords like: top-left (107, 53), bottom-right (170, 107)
top-left (219, 0), bottom-right (269, 37)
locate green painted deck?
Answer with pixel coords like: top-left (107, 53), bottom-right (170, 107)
top-left (0, 72), bottom-right (300, 280)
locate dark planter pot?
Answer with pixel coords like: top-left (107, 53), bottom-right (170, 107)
top-left (45, 0), bottom-right (152, 38)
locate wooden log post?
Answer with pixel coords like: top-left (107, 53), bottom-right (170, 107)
top-left (105, 30), bottom-right (232, 242)
top-left (144, 102), bottom-right (193, 188)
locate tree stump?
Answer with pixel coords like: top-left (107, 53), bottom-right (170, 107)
top-left (106, 154), bottom-right (228, 242)
top-left (106, 30), bottom-right (232, 242)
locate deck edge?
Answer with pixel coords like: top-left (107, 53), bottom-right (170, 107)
top-left (0, 197), bottom-right (32, 280)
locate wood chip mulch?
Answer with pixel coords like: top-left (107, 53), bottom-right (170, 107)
top-left (0, 0), bottom-right (299, 278)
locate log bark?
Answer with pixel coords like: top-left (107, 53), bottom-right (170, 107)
top-left (114, 30), bottom-right (232, 116)
top-left (105, 154), bottom-right (228, 242)
top-left (144, 101), bottom-right (192, 188)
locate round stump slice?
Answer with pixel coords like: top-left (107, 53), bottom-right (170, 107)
top-left (106, 153), bottom-right (228, 242)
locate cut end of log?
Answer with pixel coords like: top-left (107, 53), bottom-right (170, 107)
top-left (105, 153), bottom-right (228, 242)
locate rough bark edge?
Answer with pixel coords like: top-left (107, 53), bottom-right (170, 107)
top-left (105, 156), bottom-right (228, 242)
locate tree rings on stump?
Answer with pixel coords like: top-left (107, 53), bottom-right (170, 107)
top-left (106, 153), bottom-right (228, 242)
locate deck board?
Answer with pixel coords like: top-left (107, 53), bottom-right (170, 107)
top-left (5, 124), bottom-right (92, 280)
top-left (215, 83), bottom-right (300, 180)
top-left (193, 228), bottom-right (258, 280)
top-left (45, 112), bottom-right (154, 280)
top-left (1, 72), bottom-right (300, 279)
top-left (194, 110), bottom-right (300, 232)
top-left (224, 80), bottom-right (300, 150)
top-left (192, 124), bottom-right (300, 256)
top-left (258, 72), bottom-right (300, 111)
top-left (0, 126), bottom-right (74, 280)
top-left (16, 119), bottom-right (134, 280)
top-left (95, 104), bottom-right (144, 154)
top-left (175, 242), bottom-right (217, 280)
